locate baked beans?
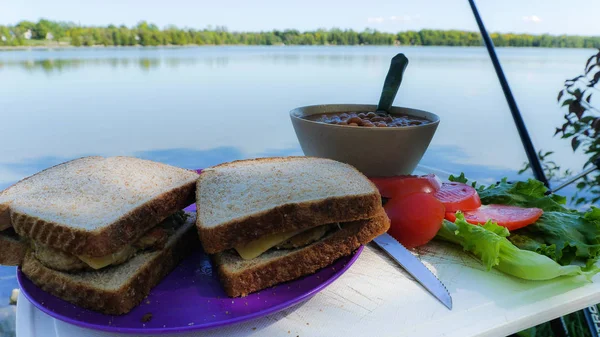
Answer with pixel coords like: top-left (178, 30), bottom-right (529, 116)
top-left (305, 111), bottom-right (431, 127)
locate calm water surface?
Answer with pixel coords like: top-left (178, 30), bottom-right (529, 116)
top-left (0, 46), bottom-right (595, 321)
top-left (0, 46), bottom-right (594, 186)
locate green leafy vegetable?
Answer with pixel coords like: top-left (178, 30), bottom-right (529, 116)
top-left (448, 174), bottom-right (600, 266)
top-left (448, 172), bottom-right (469, 184)
top-left (509, 208), bottom-right (600, 265)
top-left (436, 214), bottom-right (598, 281)
top-left (478, 178), bottom-right (568, 212)
top-left (448, 172), bottom-right (481, 189)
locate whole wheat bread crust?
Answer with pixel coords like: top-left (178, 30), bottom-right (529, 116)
top-left (213, 210), bottom-right (390, 297)
top-left (11, 179), bottom-right (197, 257)
top-left (20, 217), bottom-right (199, 315)
top-left (0, 232), bottom-right (27, 266)
top-left (197, 156), bottom-right (382, 254)
top-left (199, 193), bottom-right (381, 254)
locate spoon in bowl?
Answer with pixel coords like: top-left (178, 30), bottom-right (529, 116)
top-left (376, 53), bottom-right (409, 115)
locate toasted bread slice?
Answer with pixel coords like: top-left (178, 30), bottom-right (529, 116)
top-left (197, 157), bottom-right (382, 253)
top-left (0, 156), bottom-right (199, 257)
top-left (0, 230), bottom-right (27, 266)
top-left (213, 210), bottom-right (390, 297)
top-left (20, 213), bottom-right (199, 315)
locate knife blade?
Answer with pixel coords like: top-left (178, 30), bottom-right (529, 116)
top-left (373, 233), bottom-right (452, 310)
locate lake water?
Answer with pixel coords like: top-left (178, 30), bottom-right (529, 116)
top-left (0, 46), bottom-right (596, 318)
top-left (0, 46), bottom-right (594, 188)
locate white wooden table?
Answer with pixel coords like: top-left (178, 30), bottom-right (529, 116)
top-left (17, 239), bottom-right (600, 337)
top-left (16, 167), bottom-right (600, 337)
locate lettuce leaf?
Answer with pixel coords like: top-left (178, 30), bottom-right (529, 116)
top-left (449, 175), bottom-right (600, 265)
top-left (509, 208), bottom-right (600, 265)
top-left (436, 214), bottom-right (598, 281)
top-left (477, 178), bottom-right (569, 212)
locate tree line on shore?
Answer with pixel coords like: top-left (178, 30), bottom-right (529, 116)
top-left (2, 19), bottom-right (600, 49)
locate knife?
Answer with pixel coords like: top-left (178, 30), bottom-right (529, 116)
top-left (373, 233), bottom-right (453, 310)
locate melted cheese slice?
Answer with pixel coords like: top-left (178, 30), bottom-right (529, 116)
top-left (234, 229), bottom-right (305, 260)
top-left (77, 246), bottom-right (136, 270)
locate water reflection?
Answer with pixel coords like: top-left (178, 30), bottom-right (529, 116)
top-left (0, 145), bottom-right (510, 190)
top-left (1, 57), bottom-right (237, 73)
top-left (0, 146), bottom-right (303, 190)
top-left (0, 142), bottom-right (593, 208)
top-left (0, 46), bottom-right (512, 74)
top-left (139, 58), bottom-right (160, 71)
top-left (419, 145), bottom-right (521, 183)
top-left (4, 55), bottom-right (490, 74)
top-left (135, 146), bottom-right (246, 169)
top-left (420, 145), bottom-right (588, 207)
top-left (0, 46), bottom-right (595, 204)
top-left (6, 57), bottom-right (187, 74)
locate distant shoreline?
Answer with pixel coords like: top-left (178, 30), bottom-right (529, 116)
top-left (0, 43), bottom-right (253, 50)
top-left (3, 22), bottom-right (600, 50)
top-left (1, 44), bottom-right (598, 51)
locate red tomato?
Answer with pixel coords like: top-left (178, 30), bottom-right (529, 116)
top-left (384, 192), bottom-right (446, 249)
top-left (433, 182), bottom-right (481, 212)
top-left (370, 174), bottom-right (441, 199)
top-left (445, 205), bottom-right (543, 231)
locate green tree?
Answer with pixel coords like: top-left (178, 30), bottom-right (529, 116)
top-left (36, 19), bottom-right (54, 39)
top-left (2, 20), bottom-right (600, 48)
top-left (0, 26), bottom-right (11, 45)
top-left (69, 29), bottom-right (82, 46)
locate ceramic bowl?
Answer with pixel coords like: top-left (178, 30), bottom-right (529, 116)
top-left (289, 104), bottom-right (440, 177)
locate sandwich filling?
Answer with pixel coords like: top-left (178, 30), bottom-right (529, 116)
top-left (234, 223), bottom-right (339, 260)
top-left (1, 227), bottom-right (19, 239)
top-left (31, 211), bottom-right (189, 272)
top-left (0, 206), bottom-right (11, 232)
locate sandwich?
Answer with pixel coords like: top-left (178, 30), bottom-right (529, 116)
top-left (196, 156), bottom-right (390, 297)
top-left (0, 156), bottom-right (200, 315)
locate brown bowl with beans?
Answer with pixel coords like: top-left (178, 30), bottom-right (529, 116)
top-left (290, 104), bottom-right (440, 176)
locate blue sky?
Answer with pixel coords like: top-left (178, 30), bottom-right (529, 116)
top-left (2, 0), bottom-right (599, 35)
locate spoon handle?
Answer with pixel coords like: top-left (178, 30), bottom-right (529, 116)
top-left (377, 53), bottom-right (409, 113)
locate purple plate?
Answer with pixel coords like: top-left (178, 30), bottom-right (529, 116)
top-left (18, 245), bottom-right (363, 334)
top-left (17, 167), bottom-right (364, 334)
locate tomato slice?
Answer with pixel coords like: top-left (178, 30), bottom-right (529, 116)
top-left (384, 192), bottom-right (445, 249)
top-left (370, 174), bottom-right (441, 199)
top-left (433, 182), bottom-right (481, 212)
top-left (445, 205), bottom-right (543, 231)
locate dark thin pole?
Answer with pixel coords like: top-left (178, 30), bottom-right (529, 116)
top-left (468, 0), bottom-right (549, 187)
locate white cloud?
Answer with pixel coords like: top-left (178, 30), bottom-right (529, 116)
top-left (367, 17), bottom-right (385, 23)
top-left (522, 15), bottom-right (542, 23)
top-left (389, 15), bottom-right (419, 23)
